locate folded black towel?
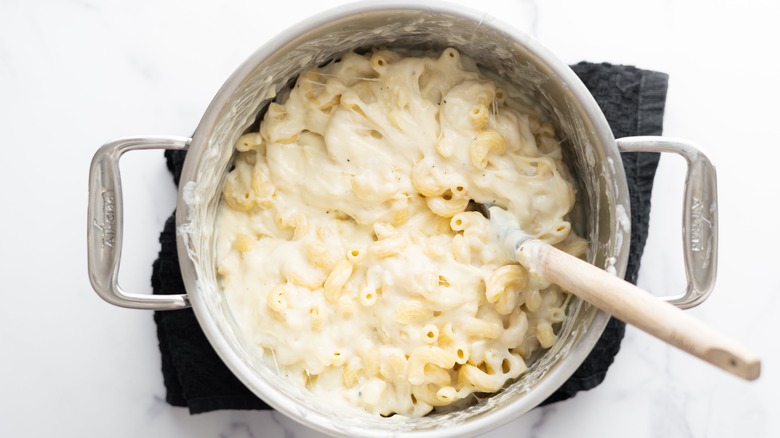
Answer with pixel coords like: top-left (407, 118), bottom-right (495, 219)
top-left (152, 62), bottom-right (668, 413)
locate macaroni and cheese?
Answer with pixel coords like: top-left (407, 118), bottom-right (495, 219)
top-left (215, 48), bottom-right (585, 417)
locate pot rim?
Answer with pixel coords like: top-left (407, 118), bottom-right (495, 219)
top-left (176, 1), bottom-right (629, 436)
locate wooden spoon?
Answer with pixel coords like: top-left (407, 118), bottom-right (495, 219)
top-left (478, 203), bottom-right (761, 381)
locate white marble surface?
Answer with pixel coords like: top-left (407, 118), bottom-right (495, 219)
top-left (1, 0), bottom-right (777, 436)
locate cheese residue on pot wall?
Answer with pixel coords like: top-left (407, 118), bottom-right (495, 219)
top-left (214, 48), bottom-right (586, 417)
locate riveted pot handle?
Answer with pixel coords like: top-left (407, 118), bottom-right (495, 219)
top-left (617, 136), bottom-right (718, 309)
top-left (88, 136), bottom-right (192, 310)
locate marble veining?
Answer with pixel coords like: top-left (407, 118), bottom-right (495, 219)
top-left (268, 411), bottom-right (297, 438)
top-left (528, 403), bottom-right (557, 438)
top-left (219, 421), bottom-right (258, 438)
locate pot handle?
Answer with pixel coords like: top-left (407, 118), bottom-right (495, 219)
top-left (616, 136), bottom-right (718, 309)
top-left (88, 136), bottom-right (192, 310)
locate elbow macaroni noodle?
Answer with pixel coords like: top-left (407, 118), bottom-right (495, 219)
top-left (215, 49), bottom-right (586, 417)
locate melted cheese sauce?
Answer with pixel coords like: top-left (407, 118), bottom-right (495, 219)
top-left (215, 48), bottom-right (586, 417)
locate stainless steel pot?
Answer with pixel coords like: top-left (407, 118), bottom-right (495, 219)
top-left (87, 1), bottom-right (718, 436)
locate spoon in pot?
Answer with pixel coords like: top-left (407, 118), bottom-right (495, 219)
top-left (472, 202), bottom-right (761, 381)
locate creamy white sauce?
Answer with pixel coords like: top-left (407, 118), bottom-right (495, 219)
top-left (214, 49), bottom-right (585, 417)
top-left (487, 205), bottom-right (530, 260)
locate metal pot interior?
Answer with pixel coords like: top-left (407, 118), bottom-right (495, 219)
top-left (176, 4), bottom-right (630, 436)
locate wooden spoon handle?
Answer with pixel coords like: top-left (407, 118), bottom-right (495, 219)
top-left (517, 239), bottom-right (760, 381)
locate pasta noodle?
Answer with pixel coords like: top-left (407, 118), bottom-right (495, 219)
top-left (215, 48), bottom-right (587, 417)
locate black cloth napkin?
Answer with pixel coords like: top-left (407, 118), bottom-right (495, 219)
top-left (152, 62), bottom-right (668, 413)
